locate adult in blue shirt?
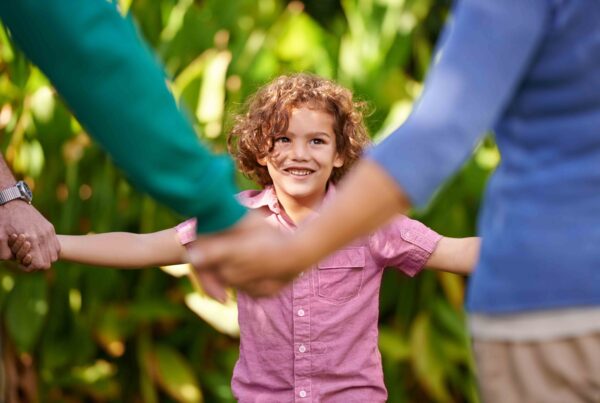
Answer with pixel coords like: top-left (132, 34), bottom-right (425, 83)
top-left (195, 1), bottom-right (600, 401)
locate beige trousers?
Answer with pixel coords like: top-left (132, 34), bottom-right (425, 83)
top-left (472, 333), bottom-right (600, 403)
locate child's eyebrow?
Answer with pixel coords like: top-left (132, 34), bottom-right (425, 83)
top-left (286, 130), bottom-right (333, 137)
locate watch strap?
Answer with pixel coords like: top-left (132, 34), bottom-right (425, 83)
top-left (0, 185), bottom-right (25, 205)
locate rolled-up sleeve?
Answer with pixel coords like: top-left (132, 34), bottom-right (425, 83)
top-left (175, 219), bottom-right (198, 245)
top-left (369, 0), bottom-right (549, 207)
top-left (370, 216), bottom-right (442, 277)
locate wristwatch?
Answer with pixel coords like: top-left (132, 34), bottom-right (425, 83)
top-left (0, 181), bottom-right (33, 205)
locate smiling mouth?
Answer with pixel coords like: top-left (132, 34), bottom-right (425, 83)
top-left (285, 168), bottom-right (314, 176)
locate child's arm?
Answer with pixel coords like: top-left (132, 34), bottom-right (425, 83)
top-left (58, 229), bottom-right (186, 268)
top-left (426, 237), bottom-right (480, 275)
top-left (11, 229), bottom-right (186, 269)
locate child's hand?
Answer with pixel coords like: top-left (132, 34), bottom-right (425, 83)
top-left (8, 234), bottom-right (34, 268)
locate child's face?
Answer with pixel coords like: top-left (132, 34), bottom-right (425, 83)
top-left (258, 106), bottom-right (344, 207)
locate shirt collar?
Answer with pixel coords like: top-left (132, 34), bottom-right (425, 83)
top-left (236, 184), bottom-right (338, 216)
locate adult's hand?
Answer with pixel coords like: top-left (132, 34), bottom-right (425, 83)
top-left (0, 201), bottom-right (60, 271)
top-left (186, 211), bottom-right (307, 298)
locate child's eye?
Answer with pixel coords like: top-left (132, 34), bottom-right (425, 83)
top-left (274, 137), bottom-right (290, 143)
top-left (311, 138), bottom-right (325, 145)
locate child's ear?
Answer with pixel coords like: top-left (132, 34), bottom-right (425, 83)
top-left (333, 153), bottom-right (344, 168)
top-left (257, 155), bottom-right (268, 166)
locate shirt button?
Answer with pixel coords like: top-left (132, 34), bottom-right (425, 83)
top-left (298, 345), bottom-right (306, 353)
top-left (297, 309), bottom-right (305, 317)
top-left (299, 390), bottom-right (307, 398)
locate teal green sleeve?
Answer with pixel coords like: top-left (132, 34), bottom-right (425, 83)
top-left (0, 0), bottom-right (246, 233)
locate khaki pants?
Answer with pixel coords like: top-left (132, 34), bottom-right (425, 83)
top-left (472, 333), bottom-right (600, 403)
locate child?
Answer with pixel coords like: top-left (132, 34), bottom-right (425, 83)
top-left (10, 74), bottom-right (479, 402)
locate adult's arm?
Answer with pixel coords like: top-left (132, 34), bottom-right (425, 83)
top-left (0, 0), bottom-right (245, 233)
top-left (0, 156), bottom-right (59, 270)
top-left (191, 0), bottom-right (551, 295)
top-left (288, 0), bottom-right (552, 274)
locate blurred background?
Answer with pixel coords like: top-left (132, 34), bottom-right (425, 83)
top-left (0, 0), bottom-right (499, 401)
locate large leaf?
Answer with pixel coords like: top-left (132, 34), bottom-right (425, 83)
top-left (378, 326), bottom-right (410, 362)
top-left (4, 274), bottom-right (48, 353)
top-left (410, 312), bottom-right (453, 403)
top-left (150, 344), bottom-right (203, 403)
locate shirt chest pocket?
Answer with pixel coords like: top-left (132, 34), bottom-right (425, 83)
top-left (316, 247), bottom-right (366, 303)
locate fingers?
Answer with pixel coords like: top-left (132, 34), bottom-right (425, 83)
top-left (15, 240), bottom-right (31, 262)
top-left (4, 202), bottom-right (58, 270)
top-left (185, 241), bottom-right (230, 303)
top-left (192, 269), bottom-right (228, 303)
top-left (21, 253), bottom-right (33, 267)
top-left (9, 234), bottom-right (34, 268)
top-left (7, 233), bottom-right (18, 251)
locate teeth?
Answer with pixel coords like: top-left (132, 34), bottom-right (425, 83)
top-left (288, 169), bottom-right (312, 176)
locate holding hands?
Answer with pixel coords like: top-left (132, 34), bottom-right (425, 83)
top-left (0, 202), bottom-right (59, 271)
top-left (187, 211), bottom-right (307, 298)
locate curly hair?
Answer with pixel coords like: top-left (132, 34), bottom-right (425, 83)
top-left (228, 73), bottom-right (371, 187)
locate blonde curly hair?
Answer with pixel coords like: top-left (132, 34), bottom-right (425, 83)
top-left (228, 73), bottom-right (371, 187)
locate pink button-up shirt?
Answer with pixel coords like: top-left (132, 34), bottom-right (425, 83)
top-left (176, 186), bottom-right (441, 402)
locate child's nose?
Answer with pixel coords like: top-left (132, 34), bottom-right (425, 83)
top-left (291, 142), bottom-right (309, 159)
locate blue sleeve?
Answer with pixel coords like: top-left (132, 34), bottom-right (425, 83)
top-left (0, 0), bottom-right (246, 233)
top-left (369, 0), bottom-right (550, 207)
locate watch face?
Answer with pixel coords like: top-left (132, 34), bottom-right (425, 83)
top-left (16, 181), bottom-right (33, 202)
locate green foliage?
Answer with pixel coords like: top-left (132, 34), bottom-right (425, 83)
top-left (0, 0), bottom-right (494, 401)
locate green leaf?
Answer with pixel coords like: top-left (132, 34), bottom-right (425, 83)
top-left (150, 344), bottom-right (203, 403)
top-left (0, 269), bottom-right (16, 311)
top-left (410, 312), bottom-right (452, 403)
top-left (4, 274), bottom-right (48, 353)
top-left (378, 326), bottom-right (410, 362)
top-left (93, 305), bottom-right (135, 357)
top-left (436, 271), bottom-right (465, 310)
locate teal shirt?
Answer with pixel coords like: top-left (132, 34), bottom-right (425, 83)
top-left (0, 0), bottom-right (245, 233)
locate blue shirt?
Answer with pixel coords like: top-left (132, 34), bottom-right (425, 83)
top-left (370, 0), bottom-right (600, 313)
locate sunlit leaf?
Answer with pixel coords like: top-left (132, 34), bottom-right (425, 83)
top-left (150, 344), bottom-right (203, 403)
top-left (160, 0), bottom-right (194, 42)
top-left (196, 50), bottom-right (231, 138)
top-left (0, 270), bottom-right (15, 310)
top-left (378, 327), bottom-right (410, 362)
top-left (410, 312), bottom-right (452, 402)
top-left (14, 139), bottom-right (45, 177)
top-left (117, 0), bottom-right (133, 15)
top-left (436, 271), bottom-right (464, 309)
top-left (93, 306), bottom-right (135, 357)
top-left (172, 52), bottom-right (209, 101)
top-left (30, 85), bottom-right (55, 123)
top-left (276, 12), bottom-right (321, 62)
top-left (184, 292), bottom-right (239, 337)
top-left (373, 99), bottom-right (414, 142)
top-left (161, 263), bottom-right (191, 278)
top-left (475, 142), bottom-right (501, 170)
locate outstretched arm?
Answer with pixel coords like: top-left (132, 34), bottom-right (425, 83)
top-left (59, 229), bottom-right (186, 268)
top-left (11, 227), bottom-right (230, 302)
top-left (11, 229), bottom-right (185, 269)
top-left (426, 237), bottom-right (480, 275)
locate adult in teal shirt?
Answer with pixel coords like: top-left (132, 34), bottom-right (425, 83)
top-left (0, 0), bottom-right (246, 271)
